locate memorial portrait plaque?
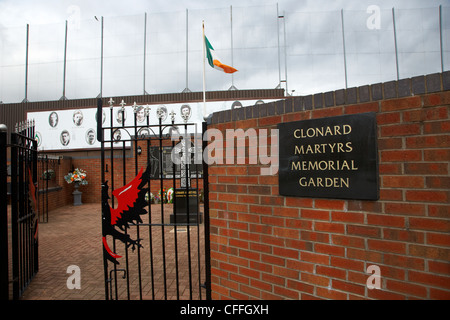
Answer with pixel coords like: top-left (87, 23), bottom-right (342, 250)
top-left (278, 112), bottom-right (379, 200)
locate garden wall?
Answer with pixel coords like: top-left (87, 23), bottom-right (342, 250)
top-left (207, 72), bottom-right (450, 300)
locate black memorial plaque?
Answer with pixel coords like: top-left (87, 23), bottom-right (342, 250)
top-left (171, 188), bottom-right (202, 225)
top-left (278, 112), bottom-right (379, 200)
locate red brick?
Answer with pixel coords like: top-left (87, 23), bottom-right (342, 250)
top-left (287, 279), bottom-right (315, 295)
top-left (406, 190), bottom-right (448, 203)
top-left (259, 115), bottom-right (282, 127)
top-left (226, 184), bottom-right (247, 193)
top-left (273, 247), bottom-right (299, 260)
top-left (424, 120), bottom-right (450, 134)
top-left (382, 175), bottom-right (424, 188)
top-left (428, 261), bottom-right (450, 275)
top-left (273, 285), bottom-right (299, 299)
top-left (332, 279), bottom-right (365, 296)
top-left (406, 135), bottom-right (450, 149)
top-left (226, 166), bottom-right (248, 175)
top-left (378, 137), bottom-right (403, 150)
top-left (248, 185), bottom-right (271, 195)
top-left (385, 202), bottom-right (426, 216)
top-left (301, 272), bottom-right (330, 287)
top-left (331, 211), bottom-right (364, 223)
top-left (285, 218), bottom-right (312, 230)
top-left (381, 150), bottom-right (422, 162)
top-left (239, 249), bottom-right (260, 261)
top-left (316, 287), bottom-right (347, 300)
top-left (250, 242), bottom-right (272, 254)
top-left (250, 205), bottom-right (273, 215)
top-left (331, 234), bottom-right (365, 248)
top-left (367, 289), bottom-right (406, 300)
top-left (218, 175), bottom-right (236, 183)
top-left (285, 197), bottom-right (313, 208)
top-left (422, 92), bottom-right (450, 107)
top-left (300, 251), bottom-right (329, 265)
top-left (229, 221), bottom-right (248, 231)
top-left (237, 194), bottom-right (259, 204)
top-left (314, 199), bottom-right (346, 210)
top-left (427, 232), bottom-right (450, 246)
top-left (409, 271), bottom-right (450, 290)
top-left (273, 206), bottom-right (299, 218)
top-left (367, 239), bottom-right (406, 254)
top-left (301, 208), bottom-right (330, 220)
top-left (261, 254), bottom-right (285, 266)
top-left (379, 163), bottom-right (402, 174)
top-left (386, 279), bottom-right (427, 298)
top-left (428, 205), bottom-right (450, 218)
top-left (311, 106), bottom-right (343, 119)
top-left (347, 200), bottom-right (382, 213)
top-left (380, 123), bottom-right (421, 137)
top-left (377, 112), bottom-right (401, 125)
top-left (409, 245), bottom-right (449, 260)
top-left (347, 225), bottom-right (381, 238)
top-left (409, 217), bottom-right (450, 232)
top-left (300, 231), bottom-right (329, 243)
top-left (381, 96), bottom-right (422, 112)
top-left (404, 163), bottom-right (448, 175)
top-left (367, 214), bottom-right (405, 228)
top-left (424, 149), bottom-right (450, 161)
top-left (383, 254), bottom-right (425, 271)
top-left (383, 229), bottom-right (424, 243)
top-left (273, 227), bottom-right (299, 239)
top-left (315, 243), bottom-right (345, 257)
top-left (315, 221), bottom-right (345, 234)
top-left (403, 106), bottom-right (448, 122)
top-left (260, 196), bottom-right (284, 206)
top-left (218, 193), bottom-right (237, 202)
top-left (237, 176), bottom-right (258, 184)
top-left (430, 288), bottom-right (450, 300)
top-left (426, 176), bottom-right (450, 189)
top-left (330, 256), bottom-right (364, 272)
top-left (229, 238), bottom-right (249, 250)
top-left (345, 102), bottom-right (379, 114)
top-left (228, 203), bottom-right (248, 213)
top-left (261, 215), bottom-right (284, 227)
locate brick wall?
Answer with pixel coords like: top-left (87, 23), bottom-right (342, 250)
top-left (42, 139), bottom-right (203, 208)
top-left (207, 72), bottom-right (450, 300)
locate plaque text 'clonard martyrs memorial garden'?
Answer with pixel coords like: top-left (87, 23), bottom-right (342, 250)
top-left (278, 112), bottom-right (379, 200)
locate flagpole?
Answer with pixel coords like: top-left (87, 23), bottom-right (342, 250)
top-left (202, 21), bottom-right (207, 121)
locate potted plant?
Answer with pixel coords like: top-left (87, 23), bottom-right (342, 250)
top-left (64, 168), bottom-right (87, 206)
top-left (42, 169), bottom-right (55, 180)
top-left (64, 168), bottom-right (88, 186)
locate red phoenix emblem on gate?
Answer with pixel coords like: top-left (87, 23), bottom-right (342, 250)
top-left (102, 166), bottom-right (151, 264)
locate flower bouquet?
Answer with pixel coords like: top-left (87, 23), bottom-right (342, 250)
top-left (167, 188), bottom-right (174, 203)
top-left (64, 168), bottom-right (88, 185)
top-left (145, 192), bottom-right (155, 204)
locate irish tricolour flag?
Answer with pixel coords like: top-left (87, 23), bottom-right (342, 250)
top-left (204, 35), bottom-right (238, 74)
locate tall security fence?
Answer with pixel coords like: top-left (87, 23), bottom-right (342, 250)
top-left (0, 4), bottom-right (449, 103)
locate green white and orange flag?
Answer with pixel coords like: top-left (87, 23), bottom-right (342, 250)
top-left (204, 35), bottom-right (238, 74)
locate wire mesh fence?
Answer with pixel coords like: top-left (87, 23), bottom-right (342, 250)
top-left (0, 4), bottom-right (448, 103)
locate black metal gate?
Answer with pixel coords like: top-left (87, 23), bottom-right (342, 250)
top-left (98, 98), bottom-right (211, 300)
top-left (0, 121), bottom-right (39, 300)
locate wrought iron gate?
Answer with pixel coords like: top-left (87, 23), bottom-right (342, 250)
top-left (98, 98), bottom-right (211, 300)
top-left (0, 121), bottom-right (39, 300)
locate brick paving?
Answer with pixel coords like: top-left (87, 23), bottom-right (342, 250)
top-left (20, 203), bottom-right (206, 300)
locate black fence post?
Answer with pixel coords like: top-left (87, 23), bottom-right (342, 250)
top-left (202, 121), bottom-right (211, 300)
top-left (0, 124), bottom-right (8, 300)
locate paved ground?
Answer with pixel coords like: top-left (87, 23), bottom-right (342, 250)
top-left (20, 203), bottom-right (207, 300)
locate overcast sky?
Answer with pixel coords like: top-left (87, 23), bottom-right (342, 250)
top-left (0, 0), bottom-right (448, 103)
